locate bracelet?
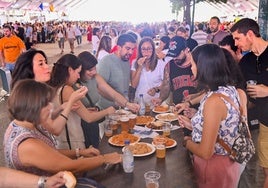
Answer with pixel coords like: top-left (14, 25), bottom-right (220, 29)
top-left (60, 113), bottom-right (68, 121)
top-left (75, 148), bottom-right (80, 158)
top-left (37, 176), bottom-right (47, 188)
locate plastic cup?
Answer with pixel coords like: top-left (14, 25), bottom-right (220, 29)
top-left (120, 116), bottom-right (130, 133)
top-left (162, 122), bottom-right (171, 137)
top-left (155, 138), bottom-right (166, 159)
top-left (144, 171), bottom-right (161, 188)
top-left (128, 114), bottom-right (137, 133)
top-left (145, 103), bottom-right (151, 115)
top-left (104, 121), bottom-right (113, 137)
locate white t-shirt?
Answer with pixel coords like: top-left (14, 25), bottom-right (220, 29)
top-left (92, 35), bottom-right (100, 53)
top-left (66, 27), bottom-right (75, 39)
top-left (131, 59), bottom-right (167, 105)
top-left (97, 49), bottom-right (109, 61)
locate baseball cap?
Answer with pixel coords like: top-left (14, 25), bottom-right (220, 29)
top-left (167, 36), bottom-right (187, 57)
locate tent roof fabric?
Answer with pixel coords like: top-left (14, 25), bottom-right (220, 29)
top-left (0, 0), bottom-right (86, 11)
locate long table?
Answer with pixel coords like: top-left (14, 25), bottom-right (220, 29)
top-left (86, 122), bottom-right (197, 188)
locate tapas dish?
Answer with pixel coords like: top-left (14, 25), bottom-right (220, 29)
top-left (155, 113), bottom-right (178, 122)
top-left (122, 142), bottom-right (155, 157)
top-left (152, 105), bottom-right (170, 113)
top-left (152, 135), bottom-right (177, 148)
top-left (136, 116), bottom-right (155, 125)
top-left (146, 121), bottom-right (172, 131)
top-left (108, 132), bottom-right (140, 147)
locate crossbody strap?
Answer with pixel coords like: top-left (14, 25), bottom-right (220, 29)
top-left (213, 93), bottom-right (251, 154)
top-left (60, 85), bottom-right (72, 150)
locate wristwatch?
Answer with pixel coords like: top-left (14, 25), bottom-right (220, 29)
top-left (38, 176), bottom-right (47, 188)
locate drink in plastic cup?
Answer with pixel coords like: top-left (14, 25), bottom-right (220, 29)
top-left (144, 171), bottom-right (161, 188)
top-left (246, 80), bottom-right (257, 86)
top-left (162, 122), bottom-right (171, 137)
top-left (120, 116), bottom-right (130, 133)
top-left (155, 138), bottom-right (166, 158)
top-left (128, 114), bottom-right (137, 132)
top-left (104, 121), bottom-right (113, 137)
top-left (145, 103), bottom-right (151, 115)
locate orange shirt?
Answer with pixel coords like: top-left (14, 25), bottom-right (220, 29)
top-left (0, 35), bottom-right (26, 63)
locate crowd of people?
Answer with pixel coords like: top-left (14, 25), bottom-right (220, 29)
top-left (0, 16), bottom-right (268, 188)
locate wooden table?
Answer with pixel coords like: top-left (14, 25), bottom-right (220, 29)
top-left (86, 120), bottom-right (197, 188)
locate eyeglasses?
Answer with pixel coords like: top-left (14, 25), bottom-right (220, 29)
top-left (256, 56), bottom-right (261, 74)
top-left (141, 47), bottom-right (153, 52)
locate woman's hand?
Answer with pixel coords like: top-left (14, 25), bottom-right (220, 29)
top-left (183, 108), bottom-right (197, 119)
top-left (46, 171), bottom-right (66, 188)
top-left (178, 115), bottom-right (192, 130)
top-left (103, 152), bottom-right (122, 164)
top-left (137, 57), bottom-right (147, 67)
top-left (69, 86), bottom-right (88, 104)
top-left (175, 102), bottom-right (190, 114)
top-left (80, 146), bottom-right (100, 157)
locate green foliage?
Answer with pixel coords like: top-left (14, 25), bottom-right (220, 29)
top-left (169, 0), bottom-right (228, 23)
top-left (169, 0), bottom-right (228, 15)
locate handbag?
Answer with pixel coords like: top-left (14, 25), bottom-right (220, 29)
top-left (73, 82), bottom-right (102, 148)
top-left (216, 94), bottom-right (255, 164)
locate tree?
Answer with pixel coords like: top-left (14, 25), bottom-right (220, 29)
top-left (169, 0), bottom-right (227, 25)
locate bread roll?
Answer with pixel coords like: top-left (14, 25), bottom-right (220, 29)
top-left (63, 171), bottom-right (77, 188)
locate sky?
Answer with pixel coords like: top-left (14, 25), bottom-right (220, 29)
top-left (68, 0), bottom-right (177, 24)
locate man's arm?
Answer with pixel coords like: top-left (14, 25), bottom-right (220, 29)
top-left (0, 51), bottom-right (5, 68)
top-left (159, 63), bottom-right (171, 102)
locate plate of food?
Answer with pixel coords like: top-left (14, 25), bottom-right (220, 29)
top-left (152, 135), bottom-right (177, 149)
top-left (146, 121), bottom-right (172, 132)
top-left (122, 142), bottom-right (155, 157)
top-left (155, 113), bottom-right (178, 122)
top-left (136, 116), bottom-right (155, 125)
top-left (152, 105), bottom-right (170, 113)
top-left (108, 132), bottom-right (140, 147)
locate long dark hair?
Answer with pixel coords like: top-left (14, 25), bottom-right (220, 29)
top-left (49, 54), bottom-right (81, 88)
top-left (12, 49), bottom-right (48, 89)
top-left (135, 37), bottom-right (158, 71)
top-left (191, 44), bottom-right (232, 91)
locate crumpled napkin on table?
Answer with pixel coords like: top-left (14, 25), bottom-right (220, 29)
top-left (133, 125), bottom-right (159, 138)
top-left (133, 124), bottom-right (181, 139)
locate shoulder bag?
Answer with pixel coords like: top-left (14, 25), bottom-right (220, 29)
top-left (216, 93), bottom-right (255, 164)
